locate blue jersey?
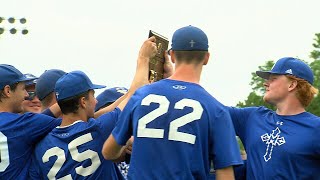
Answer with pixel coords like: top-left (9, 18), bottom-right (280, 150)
top-left (29, 108), bottom-right (124, 180)
top-left (112, 79), bottom-right (243, 180)
top-left (209, 160), bottom-right (247, 180)
top-left (0, 112), bottom-right (60, 179)
top-left (229, 106), bottom-right (320, 180)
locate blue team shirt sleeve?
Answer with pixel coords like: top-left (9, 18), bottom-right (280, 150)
top-left (95, 107), bottom-right (121, 137)
top-left (226, 106), bottom-right (259, 138)
top-left (210, 108), bottom-right (243, 169)
top-left (20, 113), bottom-right (61, 143)
top-left (112, 95), bottom-right (137, 146)
top-left (41, 108), bottom-right (55, 117)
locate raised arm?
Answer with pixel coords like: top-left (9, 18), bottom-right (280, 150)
top-left (102, 37), bottom-right (157, 160)
top-left (94, 36), bottom-right (157, 118)
top-left (117, 36), bottom-right (157, 111)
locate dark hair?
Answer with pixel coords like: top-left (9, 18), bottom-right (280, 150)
top-left (58, 90), bottom-right (90, 114)
top-left (174, 51), bottom-right (207, 64)
top-left (0, 82), bottom-right (19, 102)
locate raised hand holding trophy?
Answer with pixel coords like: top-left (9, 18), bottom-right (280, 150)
top-left (148, 30), bottom-right (169, 82)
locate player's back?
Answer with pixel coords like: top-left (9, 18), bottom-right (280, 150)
top-left (0, 112), bottom-right (59, 179)
top-left (32, 118), bottom-right (123, 180)
top-left (124, 79), bottom-right (241, 179)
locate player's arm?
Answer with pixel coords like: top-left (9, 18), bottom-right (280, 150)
top-left (117, 36), bottom-right (157, 111)
top-left (103, 37), bottom-right (157, 159)
top-left (102, 134), bottom-right (125, 160)
top-left (40, 103), bottom-right (61, 118)
top-left (215, 166), bottom-right (235, 180)
top-left (95, 36), bottom-right (157, 118)
top-left (110, 136), bottom-right (133, 162)
top-left (94, 94), bottom-right (126, 118)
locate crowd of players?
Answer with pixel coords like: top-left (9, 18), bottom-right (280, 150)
top-left (0, 25), bottom-right (319, 180)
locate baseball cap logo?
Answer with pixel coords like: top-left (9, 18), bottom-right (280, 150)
top-left (285, 69), bottom-right (293, 74)
top-left (116, 87), bottom-right (128, 94)
top-left (189, 40), bottom-right (195, 47)
top-left (25, 74), bottom-right (33, 78)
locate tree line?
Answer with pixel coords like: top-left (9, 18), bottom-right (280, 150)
top-left (237, 33), bottom-right (320, 116)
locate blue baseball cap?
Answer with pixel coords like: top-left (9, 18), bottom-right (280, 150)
top-left (55, 70), bottom-right (106, 101)
top-left (256, 57), bottom-right (314, 85)
top-left (0, 64), bottom-right (38, 89)
top-left (24, 73), bottom-right (38, 86)
top-left (36, 69), bottom-right (66, 100)
top-left (170, 25), bottom-right (209, 51)
top-left (95, 87), bottom-right (128, 111)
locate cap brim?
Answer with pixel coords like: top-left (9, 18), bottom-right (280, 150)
top-left (92, 84), bottom-right (106, 89)
top-left (25, 79), bottom-right (37, 86)
top-left (256, 71), bottom-right (271, 80)
top-left (19, 75), bottom-right (38, 83)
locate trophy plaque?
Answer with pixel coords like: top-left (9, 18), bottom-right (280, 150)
top-left (148, 30), bottom-right (169, 82)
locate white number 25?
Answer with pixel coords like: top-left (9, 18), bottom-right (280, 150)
top-left (42, 133), bottom-right (101, 180)
top-left (137, 94), bottom-right (203, 144)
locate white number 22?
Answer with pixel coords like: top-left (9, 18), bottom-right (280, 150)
top-left (137, 94), bottom-right (203, 144)
top-left (42, 133), bottom-right (101, 180)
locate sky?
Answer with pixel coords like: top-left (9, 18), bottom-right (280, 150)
top-left (1, 0), bottom-right (319, 106)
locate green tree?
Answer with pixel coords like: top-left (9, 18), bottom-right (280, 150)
top-left (307, 33), bottom-right (320, 115)
top-left (237, 33), bottom-right (320, 116)
top-left (310, 33), bottom-right (320, 60)
top-left (236, 60), bottom-right (275, 110)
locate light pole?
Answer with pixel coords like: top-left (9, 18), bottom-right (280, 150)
top-left (0, 17), bottom-right (28, 35)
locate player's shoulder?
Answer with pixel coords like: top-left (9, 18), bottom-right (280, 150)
top-left (0, 112), bottom-right (51, 126)
top-left (0, 112), bottom-right (20, 121)
top-left (301, 112), bottom-right (320, 125)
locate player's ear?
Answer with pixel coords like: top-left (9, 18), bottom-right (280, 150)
top-left (2, 85), bottom-right (12, 97)
top-left (288, 79), bottom-right (298, 92)
top-left (79, 96), bottom-right (87, 108)
top-left (203, 52), bottom-right (210, 65)
top-left (170, 51), bottom-right (176, 64)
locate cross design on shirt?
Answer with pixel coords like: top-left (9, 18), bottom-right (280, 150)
top-left (260, 127), bottom-right (286, 162)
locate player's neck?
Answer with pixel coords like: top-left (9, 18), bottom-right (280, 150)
top-left (0, 106), bottom-right (10, 113)
top-left (0, 100), bottom-right (15, 113)
top-left (60, 113), bottom-right (88, 127)
top-left (275, 98), bottom-right (305, 115)
top-left (169, 64), bottom-right (202, 84)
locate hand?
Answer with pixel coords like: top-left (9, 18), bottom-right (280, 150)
top-left (125, 136), bottom-right (133, 154)
top-left (133, 36), bottom-right (158, 85)
top-left (117, 37), bottom-right (157, 110)
top-left (138, 36), bottom-right (158, 60)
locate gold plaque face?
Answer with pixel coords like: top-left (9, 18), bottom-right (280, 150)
top-left (148, 30), bottom-right (169, 82)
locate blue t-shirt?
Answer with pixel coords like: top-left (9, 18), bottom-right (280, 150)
top-left (29, 108), bottom-right (124, 180)
top-left (113, 79), bottom-right (243, 180)
top-left (229, 106), bottom-right (320, 180)
top-left (0, 112), bottom-right (60, 179)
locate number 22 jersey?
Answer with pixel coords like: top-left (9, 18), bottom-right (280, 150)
top-left (112, 79), bottom-right (243, 180)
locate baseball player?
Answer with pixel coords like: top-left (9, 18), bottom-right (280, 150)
top-left (228, 57), bottom-right (320, 179)
top-left (102, 25), bottom-right (243, 180)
